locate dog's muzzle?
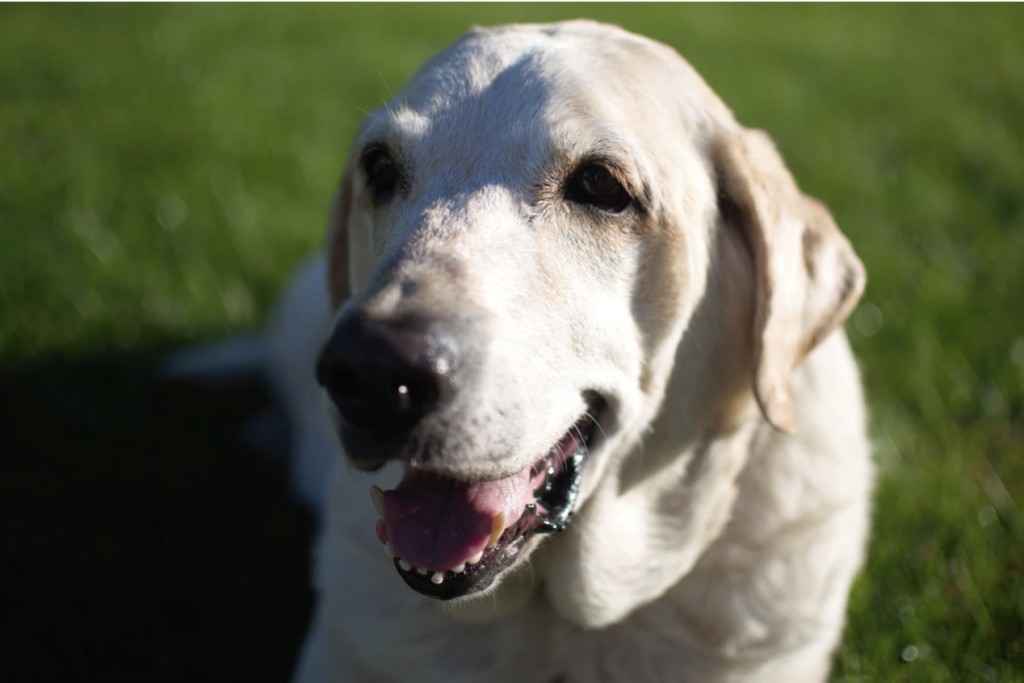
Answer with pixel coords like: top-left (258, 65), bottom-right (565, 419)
top-left (316, 311), bottom-right (605, 599)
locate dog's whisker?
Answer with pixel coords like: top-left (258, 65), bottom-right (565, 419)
top-left (570, 423), bottom-right (590, 460)
top-left (377, 68), bottom-right (396, 101)
top-left (584, 410), bottom-right (609, 447)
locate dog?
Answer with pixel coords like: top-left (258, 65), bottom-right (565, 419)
top-left (269, 20), bottom-right (872, 683)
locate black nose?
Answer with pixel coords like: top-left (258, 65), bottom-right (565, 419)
top-left (315, 313), bottom-right (456, 440)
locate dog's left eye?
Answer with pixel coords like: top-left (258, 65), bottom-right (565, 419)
top-left (566, 164), bottom-right (632, 214)
top-left (362, 148), bottom-right (399, 202)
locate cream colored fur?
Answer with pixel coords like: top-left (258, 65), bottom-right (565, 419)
top-left (270, 20), bottom-right (872, 683)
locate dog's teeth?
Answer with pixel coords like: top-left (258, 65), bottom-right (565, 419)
top-left (488, 512), bottom-right (506, 547)
top-left (450, 563), bottom-right (466, 574)
top-left (416, 567), bottom-right (428, 575)
top-left (468, 550), bottom-right (483, 565)
top-left (384, 542), bottom-right (396, 557)
top-left (398, 559), bottom-right (411, 571)
top-left (431, 572), bottom-right (444, 585)
top-left (370, 485), bottom-right (385, 517)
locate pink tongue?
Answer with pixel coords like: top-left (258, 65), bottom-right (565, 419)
top-left (380, 467), bottom-right (535, 571)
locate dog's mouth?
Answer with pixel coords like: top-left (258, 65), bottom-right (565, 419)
top-left (370, 401), bottom-right (604, 600)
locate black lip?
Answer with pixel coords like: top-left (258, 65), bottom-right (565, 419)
top-left (392, 400), bottom-right (604, 601)
top-left (394, 531), bottom-right (527, 599)
top-left (533, 442), bottom-right (587, 534)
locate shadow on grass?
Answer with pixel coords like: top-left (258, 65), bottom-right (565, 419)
top-left (0, 349), bottom-right (314, 682)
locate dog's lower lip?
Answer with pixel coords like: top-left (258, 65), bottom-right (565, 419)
top-left (380, 403), bottom-right (604, 600)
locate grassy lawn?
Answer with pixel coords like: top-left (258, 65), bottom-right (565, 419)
top-left (2, 4), bottom-right (1021, 681)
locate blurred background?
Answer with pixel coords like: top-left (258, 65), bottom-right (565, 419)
top-left (1, 4), bottom-right (1021, 682)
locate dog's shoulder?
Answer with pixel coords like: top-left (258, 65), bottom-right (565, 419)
top-left (658, 330), bottom-right (872, 663)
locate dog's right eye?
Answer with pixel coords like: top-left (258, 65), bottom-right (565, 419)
top-left (362, 148), bottom-right (399, 202)
top-left (565, 163), bottom-right (632, 214)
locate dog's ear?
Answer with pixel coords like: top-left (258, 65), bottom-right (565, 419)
top-left (325, 167), bottom-right (354, 310)
top-left (713, 127), bottom-right (865, 432)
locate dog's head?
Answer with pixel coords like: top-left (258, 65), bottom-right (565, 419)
top-left (316, 21), bottom-right (864, 627)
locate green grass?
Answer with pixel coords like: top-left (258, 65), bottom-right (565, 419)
top-left (2, 4), bottom-right (1022, 681)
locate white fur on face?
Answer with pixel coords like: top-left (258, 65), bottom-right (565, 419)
top-left (299, 23), bottom-right (869, 677)
top-left (336, 27), bottom-right (719, 491)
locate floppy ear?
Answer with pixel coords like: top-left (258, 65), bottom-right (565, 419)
top-left (713, 127), bottom-right (866, 433)
top-left (324, 167), bottom-right (354, 310)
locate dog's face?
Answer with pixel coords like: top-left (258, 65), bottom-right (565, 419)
top-left (316, 21), bottom-right (864, 627)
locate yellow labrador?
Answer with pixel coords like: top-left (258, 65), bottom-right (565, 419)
top-left (270, 20), bottom-right (872, 683)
